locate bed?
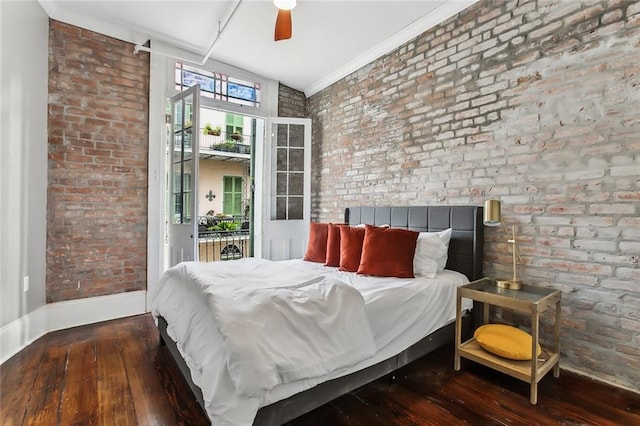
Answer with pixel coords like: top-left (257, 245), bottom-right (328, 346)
top-left (153, 205), bottom-right (484, 425)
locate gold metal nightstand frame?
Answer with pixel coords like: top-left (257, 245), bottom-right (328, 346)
top-left (454, 277), bottom-right (561, 405)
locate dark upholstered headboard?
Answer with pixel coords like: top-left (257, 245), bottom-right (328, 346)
top-left (344, 206), bottom-right (484, 281)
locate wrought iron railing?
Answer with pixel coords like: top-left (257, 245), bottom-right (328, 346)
top-left (198, 230), bottom-right (250, 262)
top-left (200, 130), bottom-right (251, 155)
top-left (197, 215), bottom-right (250, 262)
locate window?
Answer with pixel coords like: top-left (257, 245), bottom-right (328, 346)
top-left (225, 114), bottom-right (244, 139)
top-left (223, 176), bottom-right (243, 216)
top-left (175, 63), bottom-right (261, 108)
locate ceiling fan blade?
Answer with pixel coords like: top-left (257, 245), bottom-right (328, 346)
top-left (274, 9), bottom-right (292, 41)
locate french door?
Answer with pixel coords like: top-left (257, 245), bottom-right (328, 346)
top-left (166, 93), bottom-right (310, 264)
top-left (255, 117), bottom-right (312, 260)
top-left (168, 85), bottom-right (200, 266)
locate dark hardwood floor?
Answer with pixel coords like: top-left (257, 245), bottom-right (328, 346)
top-left (1, 314), bottom-right (638, 425)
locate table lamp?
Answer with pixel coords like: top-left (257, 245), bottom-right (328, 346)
top-left (483, 199), bottom-right (523, 290)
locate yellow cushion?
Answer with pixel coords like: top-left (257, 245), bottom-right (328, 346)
top-left (473, 324), bottom-right (542, 361)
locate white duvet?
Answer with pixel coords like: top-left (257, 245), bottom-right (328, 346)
top-left (152, 258), bottom-right (472, 426)
top-left (160, 260), bottom-right (375, 398)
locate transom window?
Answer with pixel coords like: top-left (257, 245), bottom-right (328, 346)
top-left (175, 63), bottom-right (261, 108)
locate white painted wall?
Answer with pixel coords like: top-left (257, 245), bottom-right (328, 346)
top-left (0, 0), bottom-right (49, 328)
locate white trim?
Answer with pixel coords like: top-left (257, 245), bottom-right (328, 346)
top-left (146, 44), bottom-right (169, 312)
top-left (47, 290), bottom-right (147, 332)
top-left (303, 0), bottom-right (479, 97)
top-left (0, 305), bottom-right (47, 365)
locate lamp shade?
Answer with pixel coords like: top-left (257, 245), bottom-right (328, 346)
top-left (483, 199), bottom-right (502, 226)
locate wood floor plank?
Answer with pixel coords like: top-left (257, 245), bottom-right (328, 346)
top-left (288, 398), bottom-right (369, 426)
top-left (463, 362), bottom-right (629, 426)
top-left (22, 344), bottom-right (68, 425)
top-left (328, 391), bottom-right (398, 426)
top-left (394, 372), bottom-right (497, 424)
top-left (58, 340), bottom-right (98, 426)
top-left (115, 317), bottom-right (179, 426)
top-left (154, 348), bottom-right (209, 425)
top-left (95, 337), bottom-right (137, 426)
top-left (0, 337), bottom-right (48, 426)
top-left (368, 382), bottom-right (467, 425)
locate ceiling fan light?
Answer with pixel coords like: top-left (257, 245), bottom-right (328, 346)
top-left (273, 0), bottom-right (297, 11)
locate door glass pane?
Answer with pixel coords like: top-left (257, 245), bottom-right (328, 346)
top-left (276, 197), bottom-right (286, 220)
top-left (288, 173), bottom-right (303, 196)
top-left (276, 148), bottom-right (287, 170)
top-left (276, 124), bottom-right (288, 146)
top-left (171, 92), bottom-right (194, 224)
top-left (289, 124), bottom-right (304, 147)
top-left (288, 197), bottom-right (303, 220)
top-left (270, 122), bottom-right (307, 220)
top-left (276, 172), bottom-right (287, 195)
top-left (289, 148), bottom-right (304, 172)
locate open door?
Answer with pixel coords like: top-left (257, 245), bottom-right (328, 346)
top-left (255, 118), bottom-right (311, 260)
top-left (168, 85), bottom-right (200, 266)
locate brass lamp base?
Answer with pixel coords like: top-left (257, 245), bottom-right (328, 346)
top-left (495, 279), bottom-right (522, 290)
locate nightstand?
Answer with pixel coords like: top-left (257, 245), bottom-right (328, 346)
top-left (454, 277), bottom-right (561, 404)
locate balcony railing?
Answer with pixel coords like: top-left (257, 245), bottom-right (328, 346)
top-left (200, 130), bottom-right (252, 155)
top-left (198, 230), bottom-right (250, 262)
top-left (197, 215), bottom-right (251, 262)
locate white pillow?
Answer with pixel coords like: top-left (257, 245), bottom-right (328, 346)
top-left (413, 228), bottom-right (452, 278)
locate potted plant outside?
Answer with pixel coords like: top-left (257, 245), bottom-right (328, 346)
top-left (203, 123), bottom-right (222, 136)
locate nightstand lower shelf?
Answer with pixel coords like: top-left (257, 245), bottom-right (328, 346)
top-left (459, 338), bottom-right (560, 386)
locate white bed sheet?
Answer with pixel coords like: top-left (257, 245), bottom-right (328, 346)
top-left (152, 258), bottom-right (473, 426)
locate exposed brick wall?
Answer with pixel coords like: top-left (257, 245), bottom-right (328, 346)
top-left (278, 83), bottom-right (307, 117)
top-left (308, 1), bottom-right (640, 390)
top-left (47, 20), bottom-right (150, 302)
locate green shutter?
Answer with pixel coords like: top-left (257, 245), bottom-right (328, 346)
top-left (223, 176), bottom-right (243, 215)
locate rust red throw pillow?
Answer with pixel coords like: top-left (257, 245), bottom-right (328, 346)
top-left (357, 225), bottom-right (419, 278)
top-left (303, 222), bottom-right (329, 263)
top-left (325, 223), bottom-right (342, 267)
top-left (339, 225), bottom-right (366, 272)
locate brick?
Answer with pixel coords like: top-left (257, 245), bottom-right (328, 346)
top-left (574, 239), bottom-right (618, 252)
top-left (589, 204), bottom-right (636, 215)
top-left (47, 21), bottom-right (149, 303)
top-left (600, 279), bottom-right (638, 292)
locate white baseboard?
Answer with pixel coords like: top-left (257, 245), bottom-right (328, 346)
top-left (0, 305), bottom-right (47, 364)
top-left (47, 290), bottom-right (147, 332)
top-left (1, 290), bottom-right (147, 365)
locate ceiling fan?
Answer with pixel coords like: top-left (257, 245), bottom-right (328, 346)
top-left (274, 0), bottom-right (297, 41)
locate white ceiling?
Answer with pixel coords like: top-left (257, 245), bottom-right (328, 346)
top-left (39, 0), bottom-right (477, 96)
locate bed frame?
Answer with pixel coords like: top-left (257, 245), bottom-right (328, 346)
top-left (157, 205), bottom-right (484, 425)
